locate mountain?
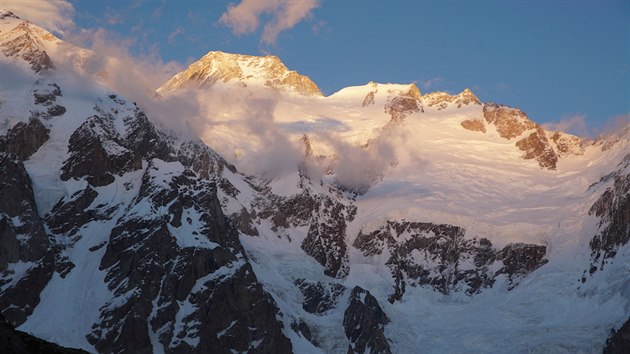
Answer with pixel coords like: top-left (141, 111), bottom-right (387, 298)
top-left (157, 51), bottom-right (322, 96)
top-left (1, 11), bottom-right (629, 354)
top-left (0, 10), bottom-right (89, 74)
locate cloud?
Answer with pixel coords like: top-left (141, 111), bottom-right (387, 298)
top-left (495, 82), bottom-right (509, 92)
top-left (219, 0), bottom-right (320, 45)
top-left (311, 20), bottom-right (330, 35)
top-left (152, 0), bottom-right (167, 19)
top-left (598, 113), bottom-right (630, 137)
top-left (5, 0), bottom-right (75, 35)
top-left (60, 29), bottom-right (304, 177)
top-left (104, 8), bottom-right (123, 25)
top-left (542, 113), bottom-right (589, 137)
top-left (59, 28), bottom-right (196, 135)
top-left (420, 77), bottom-right (444, 91)
top-left (167, 27), bottom-right (185, 44)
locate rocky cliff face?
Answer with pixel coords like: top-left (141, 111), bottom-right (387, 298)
top-left (85, 159), bottom-right (291, 354)
top-left (157, 51), bottom-right (322, 96)
top-left (459, 103), bottom-right (574, 169)
top-left (383, 84), bottom-right (423, 122)
top-left (0, 154), bottom-right (57, 327)
top-left (0, 117), bottom-right (49, 160)
top-left (254, 176), bottom-right (357, 279)
top-left (343, 286), bottom-right (391, 354)
top-left (0, 313), bottom-right (89, 354)
top-left (604, 316), bottom-right (630, 354)
top-left (587, 154), bottom-right (630, 276)
top-left (354, 220), bottom-right (548, 302)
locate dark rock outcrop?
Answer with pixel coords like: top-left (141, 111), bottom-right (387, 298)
top-left (46, 187), bottom-right (117, 238)
top-left (0, 154), bottom-right (54, 326)
top-left (549, 131), bottom-right (584, 156)
top-left (257, 184), bottom-right (356, 278)
top-left (362, 91), bottom-right (375, 107)
top-left (85, 160), bottom-right (292, 353)
top-left (483, 104), bottom-right (536, 140)
top-left (515, 127), bottom-right (558, 169)
top-left (60, 103), bottom-right (176, 186)
top-left (482, 104), bottom-right (559, 169)
top-left (0, 154), bottom-right (48, 267)
top-left (301, 196), bottom-right (354, 278)
top-left (424, 88), bottom-right (481, 110)
top-left (0, 313), bottom-right (28, 354)
top-left (295, 279), bottom-right (345, 314)
top-left (123, 110), bottom-right (174, 162)
top-left (290, 319), bottom-right (317, 347)
top-left (0, 314), bottom-right (89, 354)
top-left (385, 96), bottom-right (421, 121)
top-left (230, 207), bottom-right (259, 236)
top-left (604, 317), bottom-right (630, 354)
top-left (588, 159), bottom-right (630, 274)
top-left (343, 286), bottom-right (391, 354)
top-left (46, 105), bottom-right (66, 117)
top-left (354, 220), bottom-right (548, 301)
top-left (382, 84), bottom-right (423, 121)
top-left (176, 140), bottom-right (229, 180)
top-left (61, 114), bottom-right (140, 186)
top-left (33, 83), bottom-right (62, 106)
top-left (0, 118), bottom-right (49, 160)
top-left (461, 118), bottom-right (487, 133)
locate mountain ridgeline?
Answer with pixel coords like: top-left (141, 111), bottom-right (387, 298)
top-left (0, 10), bottom-right (629, 354)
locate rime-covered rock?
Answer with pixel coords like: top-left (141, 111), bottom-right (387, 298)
top-left (354, 220), bottom-right (548, 301)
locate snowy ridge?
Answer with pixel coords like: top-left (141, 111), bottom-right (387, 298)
top-left (0, 11), bottom-right (91, 74)
top-left (157, 51), bottom-right (322, 96)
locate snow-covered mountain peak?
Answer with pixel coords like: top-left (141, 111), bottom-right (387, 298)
top-left (0, 13), bottom-right (59, 73)
top-left (157, 50), bottom-right (322, 96)
top-left (0, 11), bottom-right (90, 75)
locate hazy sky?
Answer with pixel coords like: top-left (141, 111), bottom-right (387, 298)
top-left (7, 0), bottom-right (629, 135)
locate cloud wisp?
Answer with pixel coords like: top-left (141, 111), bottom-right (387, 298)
top-left (542, 113), bottom-right (589, 137)
top-left (5, 0), bottom-right (75, 35)
top-left (219, 0), bottom-right (320, 45)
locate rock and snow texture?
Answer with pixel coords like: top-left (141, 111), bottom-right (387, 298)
top-left (157, 51), bottom-right (322, 96)
top-left (354, 220), bottom-right (548, 301)
top-left (0, 11), bottom-right (629, 354)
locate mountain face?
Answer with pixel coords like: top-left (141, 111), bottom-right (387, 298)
top-left (157, 51), bottom-right (322, 96)
top-left (1, 12), bottom-right (629, 354)
top-left (0, 11), bottom-right (54, 73)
